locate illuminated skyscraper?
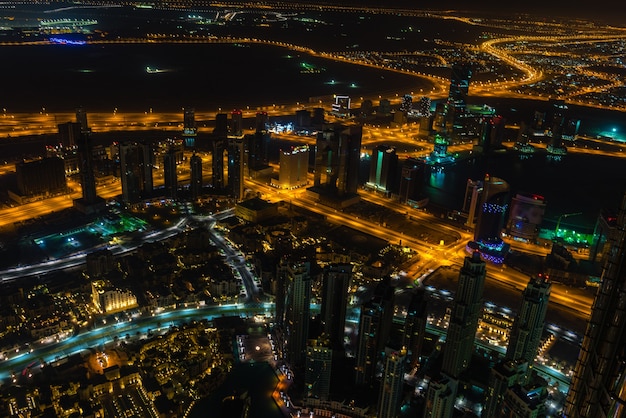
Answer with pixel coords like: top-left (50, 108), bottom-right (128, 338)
top-left (284, 258), bottom-right (311, 367)
top-left (255, 111), bottom-right (269, 133)
top-left (228, 137), bottom-right (245, 201)
top-left (424, 376), bottom-right (456, 418)
top-left (399, 94), bottom-right (413, 115)
top-left (368, 145), bottom-right (398, 195)
top-left (402, 287), bottom-right (427, 368)
top-left (305, 337), bottom-right (332, 401)
top-left (190, 153), bottom-right (202, 199)
top-left (378, 348), bottom-right (407, 418)
top-left (276, 145), bottom-right (309, 189)
top-left (565, 192), bottom-right (626, 417)
top-left (182, 108), bottom-right (197, 148)
top-left (320, 263), bottom-right (351, 351)
top-left (442, 251), bottom-right (486, 379)
top-left (506, 275), bottom-right (551, 375)
top-left (418, 96), bottom-right (432, 117)
top-left (447, 64), bottom-right (472, 112)
top-left (163, 147), bottom-right (178, 199)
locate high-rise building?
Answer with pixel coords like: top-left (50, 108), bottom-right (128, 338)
top-left (284, 258), bottom-right (311, 366)
top-left (355, 277), bottom-right (394, 386)
top-left (402, 287), bottom-right (428, 368)
top-left (320, 263), bottom-right (351, 351)
top-left (163, 147), bottom-right (178, 199)
top-left (506, 275), bottom-right (551, 376)
top-left (182, 108), bottom-right (197, 148)
top-left (471, 174), bottom-right (510, 263)
top-left (228, 137), bottom-right (245, 201)
top-left (305, 337), bottom-right (332, 401)
top-left (377, 348), bottom-right (407, 418)
top-left (399, 94), bottom-right (413, 114)
top-left (565, 192), bottom-right (626, 417)
top-left (75, 107), bottom-right (98, 205)
top-left (447, 64), bottom-right (472, 112)
top-left (442, 251), bottom-right (486, 379)
top-left (295, 109), bottom-right (311, 130)
top-left (230, 109), bottom-right (243, 137)
top-left (483, 360), bottom-right (530, 418)
top-left (418, 96), bottom-right (432, 117)
top-left (119, 142), bottom-right (153, 204)
top-left (15, 157), bottom-right (67, 197)
top-left (368, 145), bottom-right (398, 195)
top-left (213, 113), bottom-right (228, 137)
top-left (398, 157), bottom-right (425, 204)
top-left (57, 121), bottom-right (81, 148)
top-left (506, 193), bottom-right (546, 242)
top-left (190, 153), bottom-right (202, 199)
top-left (212, 138), bottom-right (227, 190)
top-left (310, 124), bottom-right (362, 196)
top-left (275, 145), bottom-right (309, 189)
top-left (255, 111), bottom-right (269, 133)
top-left (424, 376), bottom-right (456, 418)
top-left (245, 131), bottom-right (270, 174)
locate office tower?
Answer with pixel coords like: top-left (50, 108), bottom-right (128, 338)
top-left (15, 157), bottom-right (66, 197)
top-left (295, 109), bottom-right (311, 130)
top-left (190, 153), bottom-right (202, 199)
top-left (418, 96), bottom-right (431, 117)
top-left (463, 178), bottom-right (483, 227)
top-left (305, 337), bottom-right (332, 401)
top-left (506, 193), bottom-right (546, 242)
top-left (213, 113), bottom-right (228, 137)
top-left (474, 174), bottom-right (509, 242)
top-left (163, 147), bottom-right (178, 199)
top-left (228, 137), bottom-right (245, 201)
top-left (447, 64), bottom-right (472, 112)
top-left (255, 111), bottom-right (269, 133)
top-left (399, 94), bottom-right (413, 114)
top-left (403, 287), bottom-right (427, 368)
top-left (230, 109), bottom-right (243, 137)
top-left (398, 157), bottom-right (425, 204)
top-left (565, 191), bottom-right (626, 417)
top-left (479, 115), bottom-right (506, 151)
top-left (57, 121), bottom-right (81, 148)
top-left (355, 277), bottom-right (394, 386)
top-left (549, 99), bottom-right (567, 149)
top-left (277, 145), bottom-right (309, 189)
top-left (310, 124), bottom-right (362, 197)
top-left (320, 263), bottom-right (351, 351)
top-left (442, 251), bottom-right (486, 379)
top-left (284, 258), bottom-right (311, 366)
top-left (312, 107), bottom-right (325, 126)
top-left (424, 376), bottom-right (456, 418)
top-left (119, 142), bottom-right (153, 204)
top-left (182, 107), bottom-right (197, 148)
top-left (378, 348), bottom-right (407, 418)
top-left (368, 145), bottom-right (398, 195)
top-left (246, 131), bottom-right (270, 173)
top-left (212, 138), bottom-right (227, 189)
top-left (75, 107), bottom-right (98, 204)
top-left (506, 275), bottom-right (551, 373)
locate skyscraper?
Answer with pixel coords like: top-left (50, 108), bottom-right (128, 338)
top-left (565, 192), bottom-right (626, 417)
top-left (255, 111), bottom-right (269, 133)
top-left (57, 121), bottom-right (81, 148)
top-left (305, 337), bottom-right (332, 401)
top-left (284, 258), bottom-right (312, 367)
top-left (190, 153), bottom-right (202, 199)
top-left (403, 287), bottom-right (428, 368)
top-left (506, 193), bottom-right (547, 242)
top-left (447, 64), bottom-right (472, 112)
top-left (276, 145), bottom-right (309, 189)
top-left (320, 263), bottom-right (351, 351)
top-left (442, 251), bottom-right (486, 379)
top-left (309, 123), bottom-right (362, 205)
top-left (368, 145), bottom-right (398, 195)
top-left (378, 348), bottom-right (407, 418)
top-left (505, 274), bottom-right (551, 377)
top-left (470, 174), bottom-right (510, 263)
top-left (119, 142), bottom-right (153, 204)
top-left (230, 109), bottom-right (243, 137)
top-left (228, 137), bottom-right (245, 201)
top-left (75, 107), bottom-right (98, 205)
top-left (398, 157), bottom-right (425, 204)
top-left (163, 147), bottom-right (178, 199)
top-left (182, 107), bottom-right (197, 148)
top-left (355, 277), bottom-right (394, 386)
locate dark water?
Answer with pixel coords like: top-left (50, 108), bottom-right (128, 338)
top-left (0, 43), bottom-right (432, 113)
top-left (424, 151), bottom-right (626, 230)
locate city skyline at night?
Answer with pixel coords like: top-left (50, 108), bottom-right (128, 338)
top-left (1, 1), bottom-right (626, 417)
